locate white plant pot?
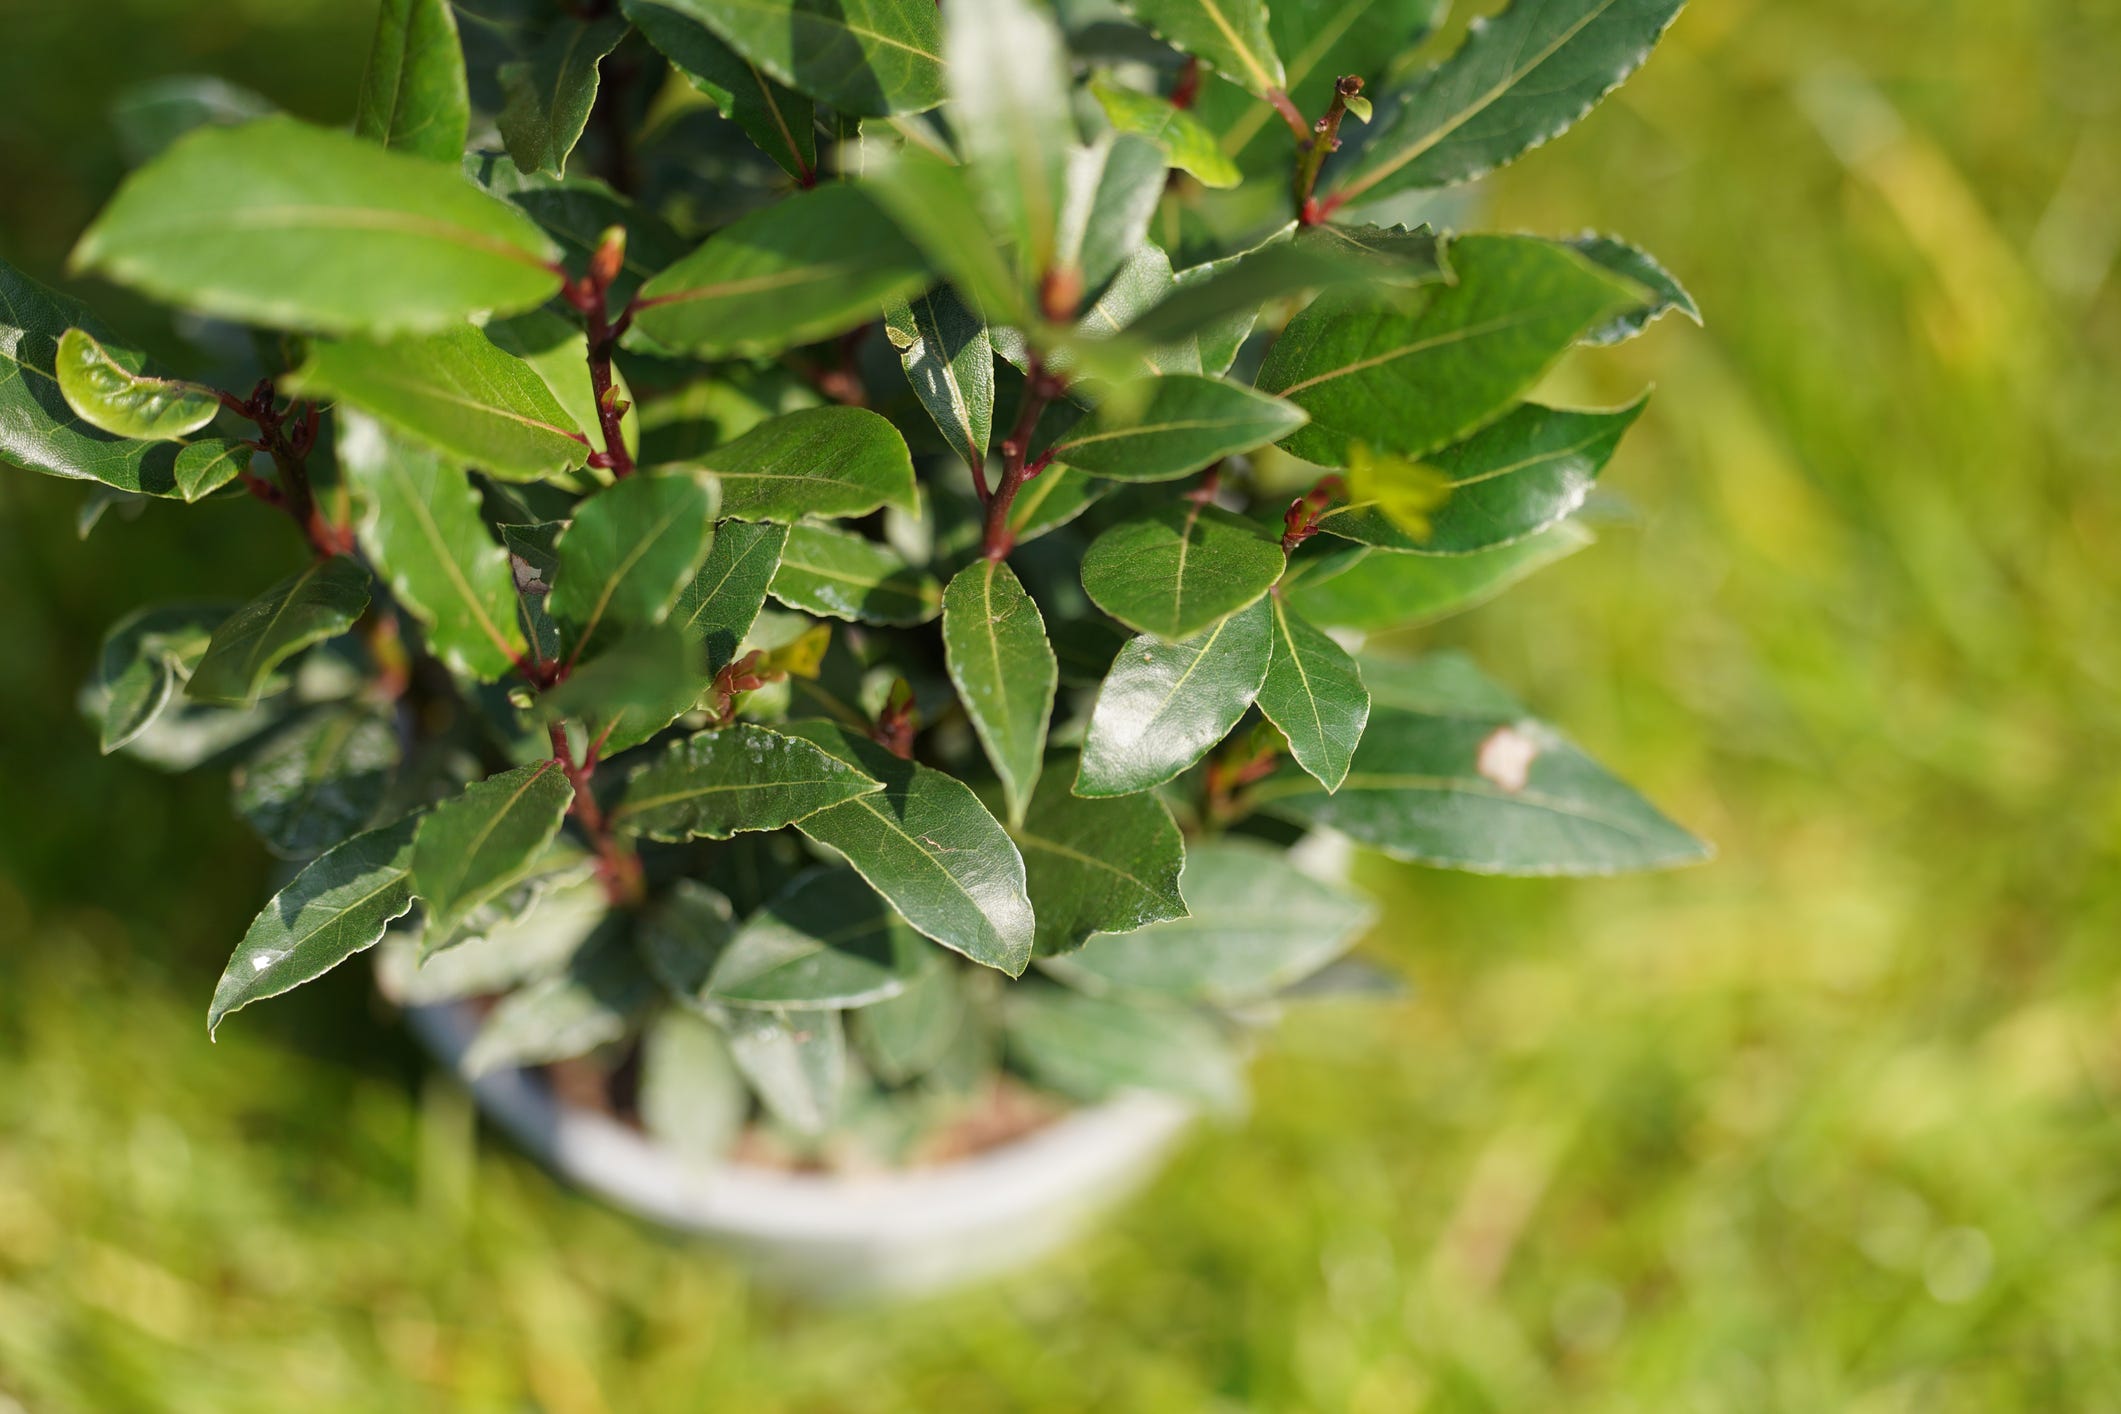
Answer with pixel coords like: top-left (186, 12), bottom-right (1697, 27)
top-left (388, 989), bottom-right (1193, 1302)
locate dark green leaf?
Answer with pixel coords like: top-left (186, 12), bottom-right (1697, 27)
top-left (1013, 757), bottom-right (1187, 956)
top-left (1080, 501), bottom-right (1284, 640)
top-left (610, 723), bottom-right (883, 841)
top-left (538, 626), bottom-right (707, 756)
top-left (724, 1006), bottom-right (846, 1136)
top-left (1090, 79), bottom-right (1240, 189)
top-left (1076, 596), bottom-right (1272, 796)
top-left (498, 16), bottom-right (628, 178)
top-left (706, 865), bottom-right (931, 1008)
top-left (625, 0), bottom-right (817, 180)
top-left (1119, 0), bottom-right (1284, 98)
top-left (1316, 397), bottom-right (1644, 554)
top-left (1256, 595), bottom-right (1369, 791)
top-left (53, 327), bottom-right (217, 440)
top-left (1256, 234), bottom-right (1642, 464)
top-left (208, 815), bottom-right (420, 1037)
top-left (1051, 837), bottom-right (1375, 1002)
top-left (1567, 234), bottom-right (1701, 344)
top-left (852, 961), bottom-right (965, 1084)
top-left (945, 0), bottom-right (1074, 282)
top-left (1004, 985), bottom-right (1242, 1111)
top-left (547, 471), bottom-right (718, 654)
top-left (671, 518), bottom-right (787, 670)
top-left (1286, 520), bottom-right (1592, 629)
top-left (354, 0), bottom-right (471, 164)
top-left (233, 707), bottom-right (400, 859)
top-left (628, 183), bottom-right (930, 358)
top-left (1007, 465), bottom-right (1110, 544)
top-left (70, 117), bottom-right (562, 336)
top-left (671, 0), bottom-right (943, 115)
top-left (92, 604), bottom-right (225, 754)
top-left (187, 557), bottom-right (372, 707)
top-left (339, 413), bottom-right (527, 680)
top-left (697, 406), bottom-right (918, 523)
top-left (463, 924), bottom-right (655, 1075)
top-left (768, 523), bottom-right (941, 626)
top-left (1055, 133), bottom-right (1168, 297)
top-left (410, 759), bottom-right (575, 947)
top-left (885, 285), bottom-right (994, 472)
top-left (786, 721), bottom-right (1036, 977)
top-left (1053, 374), bottom-right (1307, 482)
top-left (1329, 0), bottom-right (1687, 206)
top-left (942, 559), bottom-right (1056, 826)
top-left (468, 153), bottom-right (688, 304)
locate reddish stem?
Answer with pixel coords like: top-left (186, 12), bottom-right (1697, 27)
top-left (1171, 57), bottom-right (1201, 110)
top-left (1293, 76), bottom-right (1363, 226)
top-left (561, 234), bottom-right (636, 481)
top-left (981, 359), bottom-right (1064, 560)
top-left (549, 721), bottom-right (644, 907)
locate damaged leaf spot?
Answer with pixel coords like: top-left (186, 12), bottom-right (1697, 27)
top-left (1477, 725), bottom-right (1540, 792)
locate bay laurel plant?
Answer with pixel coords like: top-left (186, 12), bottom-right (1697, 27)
top-left (9, 0), bottom-right (1705, 1158)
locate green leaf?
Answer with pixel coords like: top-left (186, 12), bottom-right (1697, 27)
top-left (70, 117), bottom-right (561, 337)
top-left (706, 866), bottom-right (932, 1008)
top-left (1315, 397), bottom-right (1645, 554)
top-left (1075, 596), bottom-right (1272, 797)
top-left (852, 962), bottom-right (965, 1084)
top-left (1080, 501), bottom-right (1284, 641)
top-left (1012, 758), bottom-right (1187, 957)
top-left (1329, 0), bottom-right (1687, 206)
top-left (547, 471), bottom-right (718, 654)
top-left (942, 559), bottom-right (1057, 826)
top-left (208, 815), bottom-right (421, 1037)
top-left (1007, 465), bottom-right (1109, 544)
top-left (1051, 838), bottom-right (1375, 1003)
top-left (1119, 0), bottom-right (1284, 98)
top-left (380, 877), bottom-right (608, 1005)
top-left (638, 1008), bottom-right (747, 1160)
top-left (468, 153), bottom-right (689, 304)
top-left (339, 413), bottom-right (527, 680)
top-left (610, 723), bottom-right (883, 841)
top-left (626, 0), bottom-right (815, 181)
top-left (1255, 234), bottom-right (1643, 464)
top-left (173, 439), bottom-right (254, 503)
top-left (91, 604), bottom-right (225, 754)
top-left (354, 0), bottom-right (470, 164)
top-left (1256, 595), bottom-right (1369, 791)
top-left (538, 626), bottom-right (708, 755)
top-left (233, 707), bottom-right (400, 859)
top-left (498, 16), bottom-right (628, 179)
top-left (1567, 234), bottom-right (1701, 344)
top-left (1052, 374), bottom-right (1307, 482)
top-left (111, 75), bottom-right (276, 166)
top-left (628, 183), bottom-right (930, 358)
top-left (1287, 520), bottom-right (1592, 629)
top-left (1090, 79), bottom-right (1241, 189)
top-left (640, 878), bottom-right (738, 1004)
top-left (785, 721), bottom-right (1036, 977)
top-left (671, 518), bottom-right (787, 670)
top-left (411, 759), bottom-right (575, 947)
top-left (1004, 985), bottom-right (1242, 1111)
top-left (187, 558), bottom-right (372, 707)
top-left (53, 327), bottom-right (218, 440)
top-left (287, 325), bottom-right (587, 482)
top-left (885, 285), bottom-right (993, 472)
top-left (671, 0), bottom-right (943, 115)
top-left (724, 1006), bottom-right (846, 1136)
top-left (768, 523), bottom-right (941, 626)
top-left (1055, 133), bottom-right (1169, 298)
top-left (1252, 693), bottom-right (1710, 875)
top-left (485, 308), bottom-right (640, 464)
top-left (945, 0), bottom-right (1074, 283)
top-left (463, 925), bottom-right (655, 1076)
top-left (697, 406), bottom-right (918, 523)
top-left (860, 144), bottom-right (1032, 328)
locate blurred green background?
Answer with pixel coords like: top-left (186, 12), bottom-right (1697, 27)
top-left (4, 0), bottom-right (2120, 1408)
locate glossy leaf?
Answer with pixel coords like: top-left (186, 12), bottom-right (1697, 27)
top-left (706, 866), bottom-right (931, 1008)
top-left (1255, 235), bottom-right (1643, 464)
top-left (208, 815), bottom-right (421, 1037)
top-left (53, 327), bottom-right (218, 440)
top-left (1013, 758), bottom-right (1188, 956)
top-left (852, 962), bottom-right (965, 1085)
top-left (786, 722), bottom-right (1036, 977)
top-left (1080, 501), bottom-right (1284, 641)
top-left (674, 0), bottom-right (942, 115)
top-left (1316, 397), bottom-right (1644, 554)
top-left (724, 1006), bottom-right (846, 1136)
top-left (1004, 985), bottom-right (1242, 1111)
top-left (411, 759), bottom-right (574, 947)
top-left (611, 723), bottom-right (883, 841)
top-left (353, 0), bottom-right (470, 163)
top-left (1287, 520), bottom-right (1592, 629)
top-left (1076, 596), bottom-right (1272, 796)
top-left (1052, 838), bottom-right (1375, 1002)
top-left (1091, 79), bottom-right (1240, 189)
top-left (942, 559), bottom-right (1057, 826)
top-left (233, 708), bottom-right (399, 859)
top-left (1120, 0), bottom-right (1284, 97)
top-left (1053, 374), bottom-right (1307, 482)
top-left (628, 184), bottom-right (929, 358)
top-left (1054, 133), bottom-right (1169, 299)
top-left (1253, 695), bottom-right (1710, 875)
top-left (1256, 594), bottom-right (1369, 791)
top-left (697, 406), bottom-right (918, 523)
top-left (626, 0), bottom-right (816, 180)
top-left (463, 926), bottom-right (655, 1075)
top-left (885, 285), bottom-right (993, 472)
top-left (70, 117), bottom-right (561, 336)
top-left (92, 604), bottom-right (224, 754)
top-left (187, 558), bottom-right (371, 707)
top-left (1568, 234), bottom-right (1701, 345)
top-left (946, 0), bottom-right (1073, 281)
top-left (671, 518), bottom-right (787, 670)
top-left (638, 1008), bottom-right (748, 1160)
top-left (1329, 0), bottom-right (1687, 206)
top-left (547, 471), bottom-right (718, 654)
top-left (173, 439), bottom-right (253, 502)
top-left (288, 325), bottom-right (587, 482)
top-left (768, 523), bottom-right (941, 626)
top-left (498, 16), bottom-right (627, 178)
top-left (339, 413), bottom-right (526, 680)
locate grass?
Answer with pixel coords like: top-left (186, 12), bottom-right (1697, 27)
top-left (4, 0), bottom-right (2121, 1407)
